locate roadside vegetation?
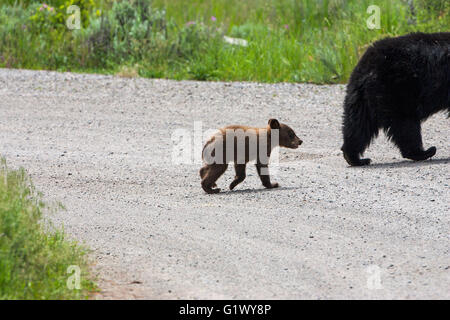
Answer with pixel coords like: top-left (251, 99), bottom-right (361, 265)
top-left (0, 158), bottom-right (95, 299)
top-left (0, 0), bottom-right (448, 83)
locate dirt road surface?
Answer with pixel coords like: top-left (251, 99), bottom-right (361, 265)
top-left (0, 69), bottom-right (449, 299)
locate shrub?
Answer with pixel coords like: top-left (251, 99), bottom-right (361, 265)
top-left (29, 1), bottom-right (98, 30)
top-left (0, 159), bottom-right (95, 299)
top-left (1, 0), bottom-right (449, 83)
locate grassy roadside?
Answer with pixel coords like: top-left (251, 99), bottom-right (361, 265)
top-left (0, 0), bottom-right (448, 84)
top-left (0, 158), bottom-right (95, 299)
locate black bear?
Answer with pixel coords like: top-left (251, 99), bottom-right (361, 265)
top-left (341, 32), bottom-right (450, 166)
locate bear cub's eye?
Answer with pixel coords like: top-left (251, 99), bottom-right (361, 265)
top-left (288, 131), bottom-right (294, 138)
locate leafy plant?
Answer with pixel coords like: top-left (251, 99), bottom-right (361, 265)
top-left (0, 159), bottom-right (95, 299)
top-left (0, 0), bottom-right (449, 83)
top-left (30, 0), bottom-right (98, 30)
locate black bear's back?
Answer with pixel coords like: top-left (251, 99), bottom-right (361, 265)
top-left (347, 32), bottom-right (450, 120)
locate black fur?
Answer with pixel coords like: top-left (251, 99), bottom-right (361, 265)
top-left (342, 32), bottom-right (450, 166)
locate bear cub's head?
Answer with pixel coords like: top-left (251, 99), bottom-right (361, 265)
top-left (268, 118), bottom-right (303, 149)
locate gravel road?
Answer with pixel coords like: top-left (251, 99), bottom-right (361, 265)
top-left (0, 68), bottom-right (449, 299)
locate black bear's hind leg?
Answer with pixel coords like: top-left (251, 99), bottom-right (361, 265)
top-left (342, 152), bottom-right (372, 166)
top-left (341, 131), bottom-right (373, 166)
top-left (341, 109), bottom-right (376, 166)
top-left (387, 118), bottom-right (436, 161)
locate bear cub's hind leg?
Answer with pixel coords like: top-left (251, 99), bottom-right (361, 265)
top-left (200, 164), bottom-right (228, 194)
top-left (200, 165), bottom-right (216, 188)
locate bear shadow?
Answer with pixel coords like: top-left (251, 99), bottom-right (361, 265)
top-left (221, 186), bottom-right (297, 195)
top-left (361, 157), bottom-right (450, 169)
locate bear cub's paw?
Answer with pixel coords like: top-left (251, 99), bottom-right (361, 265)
top-left (265, 182), bottom-right (279, 189)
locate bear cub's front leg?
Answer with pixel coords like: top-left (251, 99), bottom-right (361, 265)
top-left (256, 163), bottom-right (279, 189)
top-left (229, 164), bottom-right (246, 190)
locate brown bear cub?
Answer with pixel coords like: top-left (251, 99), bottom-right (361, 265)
top-left (200, 119), bottom-right (302, 194)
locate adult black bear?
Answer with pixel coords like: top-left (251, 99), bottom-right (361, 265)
top-left (342, 32), bottom-right (450, 166)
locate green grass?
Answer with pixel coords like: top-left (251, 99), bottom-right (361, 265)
top-left (0, 0), bottom-right (449, 83)
top-left (0, 158), bottom-right (95, 299)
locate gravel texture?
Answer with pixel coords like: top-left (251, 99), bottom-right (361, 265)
top-left (0, 68), bottom-right (449, 299)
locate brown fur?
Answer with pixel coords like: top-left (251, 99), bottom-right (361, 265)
top-left (200, 119), bottom-right (302, 194)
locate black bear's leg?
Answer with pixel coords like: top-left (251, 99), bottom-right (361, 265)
top-left (201, 164), bottom-right (228, 194)
top-left (387, 118), bottom-right (436, 161)
top-left (255, 163), bottom-right (279, 189)
top-left (342, 150), bottom-right (372, 167)
top-left (341, 126), bottom-right (375, 166)
top-left (230, 164), bottom-right (246, 190)
top-left (341, 106), bottom-right (377, 166)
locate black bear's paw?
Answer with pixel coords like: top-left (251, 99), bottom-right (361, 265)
top-left (404, 146), bottom-right (437, 161)
top-left (426, 146), bottom-right (437, 158)
top-left (343, 152), bottom-right (371, 166)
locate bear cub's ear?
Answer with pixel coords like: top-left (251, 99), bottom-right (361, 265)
top-left (268, 118), bottom-right (280, 129)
